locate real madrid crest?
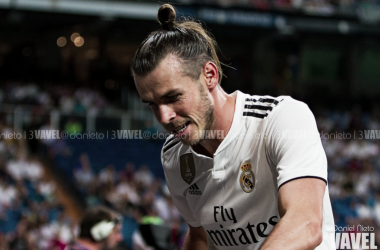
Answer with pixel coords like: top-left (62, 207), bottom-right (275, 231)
top-left (180, 153), bottom-right (196, 184)
top-left (240, 161), bottom-right (255, 193)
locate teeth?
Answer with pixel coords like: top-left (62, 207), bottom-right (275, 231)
top-left (174, 124), bottom-right (187, 134)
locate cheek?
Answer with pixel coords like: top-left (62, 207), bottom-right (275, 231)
top-left (151, 107), bottom-right (160, 120)
top-left (167, 101), bottom-right (189, 117)
top-left (177, 105), bottom-right (191, 116)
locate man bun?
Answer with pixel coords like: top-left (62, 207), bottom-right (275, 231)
top-left (132, 3), bottom-right (225, 84)
top-left (157, 4), bottom-right (176, 30)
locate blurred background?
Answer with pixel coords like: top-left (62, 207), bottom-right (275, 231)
top-left (0, 0), bottom-right (379, 249)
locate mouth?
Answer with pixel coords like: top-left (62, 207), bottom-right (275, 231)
top-left (172, 122), bottom-right (190, 136)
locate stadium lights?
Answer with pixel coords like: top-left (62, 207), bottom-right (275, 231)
top-left (57, 37), bottom-right (67, 47)
top-left (71, 32), bottom-right (80, 42)
top-left (74, 37), bottom-right (85, 47)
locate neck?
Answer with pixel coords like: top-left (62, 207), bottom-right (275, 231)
top-left (76, 239), bottom-right (101, 250)
top-left (194, 87), bottom-right (236, 157)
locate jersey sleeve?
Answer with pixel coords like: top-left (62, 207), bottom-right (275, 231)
top-left (161, 142), bottom-right (201, 228)
top-left (265, 99), bottom-right (327, 189)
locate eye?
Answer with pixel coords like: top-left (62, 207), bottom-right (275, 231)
top-left (167, 94), bottom-right (181, 102)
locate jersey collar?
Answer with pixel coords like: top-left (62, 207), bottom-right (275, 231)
top-left (213, 90), bottom-right (243, 156)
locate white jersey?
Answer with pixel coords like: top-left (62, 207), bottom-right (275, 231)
top-left (161, 91), bottom-right (335, 250)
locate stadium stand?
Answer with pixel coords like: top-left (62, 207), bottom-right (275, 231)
top-left (0, 82), bottom-right (380, 248)
top-left (1, 0), bottom-right (380, 247)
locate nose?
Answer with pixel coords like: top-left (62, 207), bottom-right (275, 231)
top-left (156, 105), bottom-right (176, 125)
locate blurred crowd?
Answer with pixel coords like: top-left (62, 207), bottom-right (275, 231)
top-left (316, 104), bottom-right (380, 244)
top-left (0, 81), bottom-right (108, 116)
top-left (1, 81), bottom-right (380, 249)
top-left (0, 119), bottom-right (182, 250)
top-left (73, 155), bottom-right (184, 249)
top-left (0, 123), bottom-right (74, 250)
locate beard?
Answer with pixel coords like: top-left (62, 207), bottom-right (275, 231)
top-left (183, 82), bottom-right (214, 146)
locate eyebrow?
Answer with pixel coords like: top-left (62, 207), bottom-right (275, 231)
top-left (141, 89), bottom-right (181, 103)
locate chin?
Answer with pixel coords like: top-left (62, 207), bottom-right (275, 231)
top-left (179, 135), bottom-right (200, 146)
top-left (179, 138), bottom-right (196, 146)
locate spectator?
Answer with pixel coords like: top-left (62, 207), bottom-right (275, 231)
top-left (99, 164), bottom-right (117, 185)
top-left (66, 206), bottom-right (124, 250)
top-left (64, 117), bottom-right (83, 135)
top-left (120, 162), bottom-right (135, 182)
top-left (134, 165), bottom-right (154, 186)
top-left (74, 153), bottom-right (94, 190)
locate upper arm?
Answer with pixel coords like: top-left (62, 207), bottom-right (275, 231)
top-left (278, 178), bottom-right (326, 215)
top-left (261, 99), bottom-right (329, 249)
top-left (265, 100), bottom-right (328, 189)
top-left (265, 101), bottom-right (327, 237)
top-left (278, 177), bottom-right (325, 226)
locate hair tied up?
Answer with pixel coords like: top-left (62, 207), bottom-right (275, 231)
top-left (157, 4), bottom-right (176, 30)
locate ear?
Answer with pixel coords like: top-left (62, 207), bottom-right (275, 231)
top-left (202, 61), bottom-right (219, 90)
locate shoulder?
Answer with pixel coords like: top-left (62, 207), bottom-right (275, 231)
top-left (239, 93), bottom-right (307, 121)
top-left (238, 93), bottom-right (316, 133)
top-left (240, 92), bottom-right (311, 119)
top-left (264, 96), bottom-right (316, 127)
top-left (161, 135), bottom-right (182, 169)
top-left (242, 94), bottom-right (285, 120)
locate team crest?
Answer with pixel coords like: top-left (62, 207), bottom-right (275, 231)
top-left (239, 162), bottom-right (255, 193)
top-left (180, 153), bottom-right (196, 184)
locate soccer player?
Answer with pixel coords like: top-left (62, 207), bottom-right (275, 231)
top-left (131, 4), bottom-right (335, 250)
top-left (67, 206), bottom-right (123, 250)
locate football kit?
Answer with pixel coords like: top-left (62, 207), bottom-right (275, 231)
top-left (161, 91), bottom-right (335, 250)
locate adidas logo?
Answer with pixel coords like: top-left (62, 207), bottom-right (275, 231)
top-left (189, 183), bottom-right (202, 195)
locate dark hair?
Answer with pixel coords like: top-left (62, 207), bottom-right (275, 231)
top-left (131, 4), bottom-right (223, 84)
top-left (79, 206), bottom-right (118, 242)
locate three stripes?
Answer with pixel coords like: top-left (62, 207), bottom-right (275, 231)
top-left (243, 97), bottom-right (281, 119)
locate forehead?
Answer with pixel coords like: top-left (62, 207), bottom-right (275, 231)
top-left (134, 55), bottom-right (191, 100)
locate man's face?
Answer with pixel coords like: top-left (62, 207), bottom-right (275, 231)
top-left (103, 224), bottom-right (123, 249)
top-left (135, 55), bottom-right (214, 146)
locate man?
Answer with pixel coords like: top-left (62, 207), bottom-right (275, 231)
top-left (131, 4), bottom-right (335, 250)
top-left (67, 206), bottom-right (123, 250)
